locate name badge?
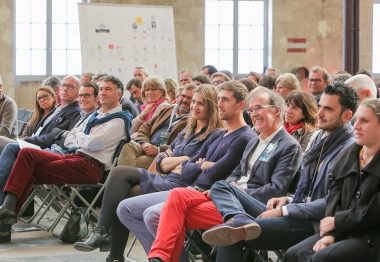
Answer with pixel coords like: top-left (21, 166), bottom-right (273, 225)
top-left (258, 142), bottom-right (278, 162)
top-left (159, 131), bottom-right (170, 146)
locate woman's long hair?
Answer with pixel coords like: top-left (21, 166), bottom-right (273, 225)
top-left (184, 84), bottom-right (225, 141)
top-left (285, 90), bottom-right (318, 132)
top-left (29, 86), bottom-right (56, 129)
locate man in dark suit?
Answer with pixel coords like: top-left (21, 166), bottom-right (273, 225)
top-left (204, 83), bottom-right (358, 262)
top-left (147, 87), bottom-right (303, 262)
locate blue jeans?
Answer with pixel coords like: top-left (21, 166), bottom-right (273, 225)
top-left (210, 180), bottom-right (315, 262)
top-left (0, 143), bottom-right (21, 204)
top-left (210, 180), bottom-right (267, 221)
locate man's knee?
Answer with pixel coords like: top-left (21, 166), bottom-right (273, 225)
top-left (213, 180), bottom-right (230, 189)
top-left (117, 141), bottom-right (142, 166)
top-left (210, 180), bottom-right (233, 194)
top-left (109, 165), bottom-right (126, 178)
top-left (283, 244), bottom-right (300, 262)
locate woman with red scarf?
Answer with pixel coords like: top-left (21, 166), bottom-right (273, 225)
top-left (284, 90), bottom-right (318, 151)
top-left (130, 75), bottom-right (170, 134)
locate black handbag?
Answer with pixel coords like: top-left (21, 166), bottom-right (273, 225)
top-left (59, 207), bottom-right (89, 243)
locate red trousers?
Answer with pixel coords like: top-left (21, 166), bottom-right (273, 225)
top-left (148, 188), bottom-right (223, 262)
top-left (4, 148), bottom-right (103, 211)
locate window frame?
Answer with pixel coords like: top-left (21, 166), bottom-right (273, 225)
top-left (13, 0), bottom-right (84, 82)
top-left (204, 0), bottom-right (270, 79)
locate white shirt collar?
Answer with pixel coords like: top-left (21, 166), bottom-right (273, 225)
top-left (97, 104), bottom-right (122, 117)
top-left (259, 126), bottom-right (283, 143)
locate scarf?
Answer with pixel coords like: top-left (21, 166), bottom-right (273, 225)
top-left (64, 110), bottom-right (133, 154)
top-left (284, 122), bottom-right (304, 134)
top-left (293, 123), bottom-right (353, 203)
top-left (84, 110), bottom-right (133, 142)
top-left (140, 97), bottom-right (167, 122)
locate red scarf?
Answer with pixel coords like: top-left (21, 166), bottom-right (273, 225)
top-left (140, 97), bottom-right (167, 122)
top-left (284, 122), bottom-right (304, 134)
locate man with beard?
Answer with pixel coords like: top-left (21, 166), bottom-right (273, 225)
top-left (200, 83), bottom-right (358, 261)
top-left (117, 84), bottom-right (195, 169)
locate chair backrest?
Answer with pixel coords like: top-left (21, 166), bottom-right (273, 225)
top-left (111, 138), bottom-right (129, 166)
top-left (24, 110), bottom-right (33, 121)
top-left (17, 120), bottom-right (28, 136)
top-left (18, 108), bottom-right (33, 122)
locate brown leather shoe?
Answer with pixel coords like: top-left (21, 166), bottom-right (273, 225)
top-left (202, 214), bottom-right (261, 246)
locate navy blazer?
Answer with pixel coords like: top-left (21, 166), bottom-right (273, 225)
top-left (24, 101), bottom-right (81, 148)
top-left (227, 128), bottom-right (302, 204)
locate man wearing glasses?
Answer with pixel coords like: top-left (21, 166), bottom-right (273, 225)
top-left (23, 75), bottom-right (81, 148)
top-left (0, 75), bottom-right (133, 242)
top-left (201, 83), bottom-right (358, 262)
top-left (308, 66), bottom-right (329, 104)
top-left (118, 84), bottom-right (195, 169)
top-left (146, 87), bottom-right (302, 262)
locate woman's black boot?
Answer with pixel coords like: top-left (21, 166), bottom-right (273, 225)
top-left (73, 226), bottom-right (110, 252)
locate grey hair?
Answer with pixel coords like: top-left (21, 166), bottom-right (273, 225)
top-left (247, 86), bottom-right (286, 123)
top-left (345, 74), bottom-right (377, 99)
top-left (134, 65), bottom-right (149, 76)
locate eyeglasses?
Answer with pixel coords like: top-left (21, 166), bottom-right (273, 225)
top-left (36, 94), bottom-right (53, 102)
top-left (60, 83), bottom-right (76, 90)
top-left (247, 105), bottom-right (274, 114)
top-left (180, 94), bottom-right (192, 100)
top-left (212, 80), bottom-right (224, 86)
top-left (78, 93), bottom-right (95, 98)
top-left (144, 87), bottom-right (160, 92)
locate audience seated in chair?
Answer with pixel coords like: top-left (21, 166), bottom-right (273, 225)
top-left (76, 81), bottom-right (253, 261)
top-left (0, 86), bottom-right (56, 153)
top-left (200, 83), bottom-right (358, 262)
top-left (117, 84), bottom-right (195, 169)
top-left (147, 86), bottom-right (303, 262)
top-left (106, 81), bottom-right (256, 262)
top-left (284, 98), bottom-right (380, 262)
top-left (130, 75), bottom-right (171, 134)
top-left (0, 75), bottom-right (82, 204)
top-left (0, 75), bottom-right (132, 243)
top-left (284, 90), bottom-right (318, 152)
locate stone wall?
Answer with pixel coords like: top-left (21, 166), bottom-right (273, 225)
top-left (271, 0), bottom-right (373, 74)
top-left (0, 0), bottom-right (376, 109)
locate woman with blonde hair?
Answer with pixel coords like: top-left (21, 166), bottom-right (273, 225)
top-left (131, 75), bottom-right (171, 133)
top-left (164, 78), bottom-right (179, 104)
top-left (74, 85), bottom-right (224, 262)
top-left (284, 90), bottom-right (318, 151)
top-left (275, 73), bottom-right (301, 99)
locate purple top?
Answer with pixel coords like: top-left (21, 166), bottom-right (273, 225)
top-left (180, 125), bottom-right (256, 189)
